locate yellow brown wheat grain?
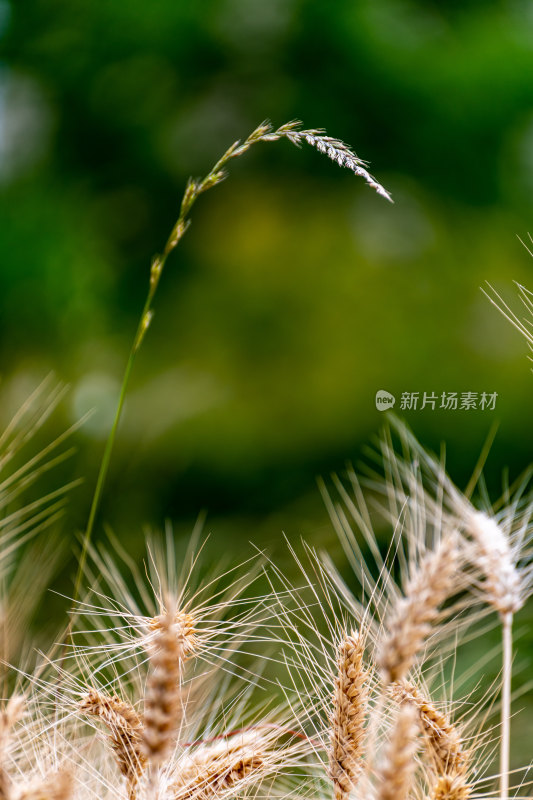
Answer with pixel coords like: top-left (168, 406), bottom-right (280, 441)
top-left (328, 631), bottom-right (368, 800)
top-left (171, 732), bottom-right (268, 800)
top-left (141, 604), bottom-right (196, 766)
top-left (79, 689), bottom-right (146, 794)
top-left (377, 536), bottom-right (459, 683)
top-left (391, 681), bottom-right (467, 776)
top-left (430, 773), bottom-right (471, 800)
top-left (376, 703), bottom-right (419, 800)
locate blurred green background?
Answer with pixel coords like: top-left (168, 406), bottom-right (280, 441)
top-left (2, 4), bottom-right (533, 595)
top-left (1, 0), bottom-right (533, 768)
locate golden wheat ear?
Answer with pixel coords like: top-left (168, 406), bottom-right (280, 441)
top-left (430, 773), bottom-right (472, 800)
top-left (141, 601), bottom-right (196, 767)
top-left (78, 689), bottom-right (146, 794)
top-left (376, 702), bottom-right (419, 800)
top-left (377, 534), bottom-right (460, 684)
top-left (390, 681), bottom-right (467, 778)
top-left (328, 631), bottom-right (368, 800)
top-left (171, 730), bottom-right (271, 800)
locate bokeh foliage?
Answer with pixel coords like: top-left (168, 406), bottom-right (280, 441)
top-left (1, 0), bottom-right (533, 567)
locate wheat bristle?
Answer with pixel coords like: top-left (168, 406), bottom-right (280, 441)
top-left (79, 689), bottom-right (146, 788)
top-left (391, 682), bottom-right (467, 776)
top-left (142, 603), bottom-right (196, 765)
top-left (329, 631), bottom-right (368, 800)
top-left (378, 536), bottom-right (458, 683)
top-left (376, 703), bottom-right (419, 800)
top-left (171, 733), bottom-right (267, 799)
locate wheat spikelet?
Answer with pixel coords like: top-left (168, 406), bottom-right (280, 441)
top-left (467, 511), bottom-right (521, 616)
top-left (79, 689), bottom-right (146, 792)
top-left (141, 603), bottom-right (196, 765)
top-left (376, 703), bottom-right (419, 800)
top-left (391, 682), bottom-right (466, 776)
top-left (377, 535), bottom-right (459, 683)
top-left (328, 631), bottom-right (368, 800)
top-left (171, 732), bottom-right (268, 799)
top-left (17, 770), bottom-right (73, 800)
top-left (430, 773), bottom-right (471, 800)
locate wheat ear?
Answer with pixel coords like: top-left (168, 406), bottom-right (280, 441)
top-left (377, 536), bottom-right (459, 683)
top-left (329, 631), bottom-right (368, 800)
top-left (79, 689), bottom-right (145, 795)
top-left (142, 604), bottom-right (196, 766)
top-left (391, 682), bottom-right (466, 777)
top-left (376, 703), bottom-right (419, 800)
top-left (17, 770), bottom-right (73, 800)
top-left (430, 773), bottom-right (471, 800)
top-left (467, 512), bottom-right (521, 616)
top-left (171, 732), bottom-right (268, 799)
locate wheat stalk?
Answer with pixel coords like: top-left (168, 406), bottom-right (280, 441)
top-left (377, 535), bottom-right (459, 683)
top-left (328, 631), bottom-right (368, 800)
top-left (464, 511), bottom-right (523, 800)
top-left (483, 273), bottom-right (533, 800)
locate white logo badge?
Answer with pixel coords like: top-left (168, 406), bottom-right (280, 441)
top-left (375, 390), bottom-right (396, 410)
